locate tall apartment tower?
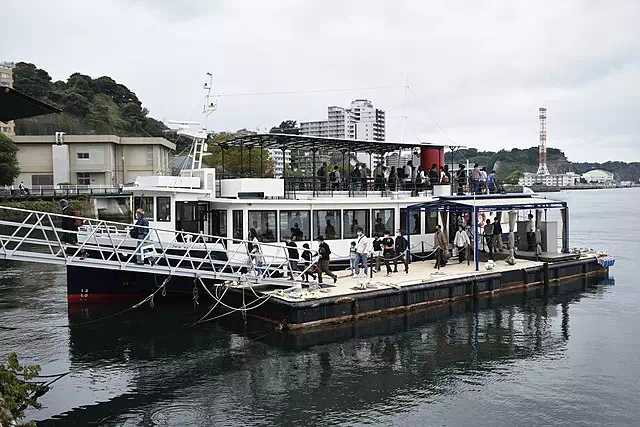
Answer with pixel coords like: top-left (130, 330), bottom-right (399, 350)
top-left (536, 107), bottom-right (549, 176)
top-left (0, 62), bottom-right (15, 136)
top-left (299, 99), bottom-right (386, 167)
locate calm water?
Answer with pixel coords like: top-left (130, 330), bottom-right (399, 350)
top-left (1, 188), bottom-right (639, 426)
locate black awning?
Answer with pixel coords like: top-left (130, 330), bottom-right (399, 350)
top-left (0, 86), bottom-right (61, 122)
top-left (217, 133), bottom-right (453, 153)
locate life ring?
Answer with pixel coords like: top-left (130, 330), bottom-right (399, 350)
top-left (478, 212), bottom-right (486, 226)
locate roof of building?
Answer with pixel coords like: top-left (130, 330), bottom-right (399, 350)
top-left (217, 133), bottom-right (454, 153)
top-left (12, 134), bottom-right (176, 150)
top-left (0, 86), bottom-right (61, 122)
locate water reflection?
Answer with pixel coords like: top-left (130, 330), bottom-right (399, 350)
top-left (32, 274), bottom-right (610, 426)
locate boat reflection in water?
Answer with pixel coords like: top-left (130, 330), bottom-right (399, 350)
top-left (44, 274), bottom-right (611, 426)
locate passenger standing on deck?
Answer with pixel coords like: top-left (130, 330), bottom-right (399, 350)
top-left (388, 166), bottom-right (397, 191)
top-left (374, 164), bottom-right (384, 191)
top-left (526, 213), bottom-right (535, 251)
top-left (440, 165), bottom-right (451, 184)
top-left (456, 164), bottom-right (467, 195)
top-left (429, 163), bottom-right (439, 186)
top-left (454, 224), bottom-right (470, 263)
top-left (483, 218), bottom-right (495, 259)
top-left (316, 236), bottom-right (337, 283)
top-left (330, 165), bottom-right (341, 191)
top-left (132, 208), bottom-right (150, 265)
top-left (317, 162), bottom-right (328, 191)
top-left (403, 161), bottom-right (413, 191)
top-left (479, 167), bottom-right (488, 194)
top-left (487, 170), bottom-right (497, 194)
top-left (285, 236), bottom-right (299, 279)
top-left (471, 164), bottom-right (481, 194)
top-left (493, 217), bottom-right (504, 252)
top-left (351, 164), bottom-right (361, 191)
top-left (433, 224), bottom-right (448, 268)
top-left (349, 241), bottom-right (357, 276)
top-left (354, 227), bottom-right (371, 275)
top-left (394, 228), bottom-right (409, 274)
top-left (372, 235), bottom-right (383, 272)
top-left (382, 231), bottom-right (395, 276)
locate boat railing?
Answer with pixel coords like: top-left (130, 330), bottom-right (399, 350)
top-left (0, 184), bottom-right (126, 199)
top-left (282, 177), bottom-right (439, 198)
top-left (0, 205), bottom-right (319, 286)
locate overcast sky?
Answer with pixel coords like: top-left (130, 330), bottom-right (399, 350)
top-left (5, 0), bottom-right (640, 162)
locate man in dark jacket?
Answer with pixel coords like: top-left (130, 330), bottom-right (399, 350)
top-left (285, 236), bottom-right (299, 279)
top-left (382, 231), bottom-right (395, 276)
top-left (132, 208), bottom-right (150, 265)
top-left (394, 229), bottom-right (409, 273)
top-left (59, 199), bottom-right (78, 245)
top-left (316, 236), bottom-right (337, 284)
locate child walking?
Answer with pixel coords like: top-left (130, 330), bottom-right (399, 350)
top-left (349, 241), bottom-right (357, 276)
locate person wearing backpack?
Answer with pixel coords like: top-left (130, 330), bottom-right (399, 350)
top-left (316, 236), bottom-right (337, 283)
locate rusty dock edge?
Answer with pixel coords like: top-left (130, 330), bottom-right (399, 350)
top-left (225, 257), bottom-right (608, 331)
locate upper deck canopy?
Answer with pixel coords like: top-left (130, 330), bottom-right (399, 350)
top-left (217, 133), bottom-right (454, 153)
top-left (407, 194), bottom-right (567, 213)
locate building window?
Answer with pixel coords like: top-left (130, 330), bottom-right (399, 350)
top-left (372, 208), bottom-right (394, 237)
top-left (211, 210), bottom-right (227, 237)
top-left (343, 209), bottom-right (370, 239)
top-left (77, 172), bottom-right (90, 185)
top-left (425, 210), bottom-right (438, 234)
top-left (134, 196), bottom-right (155, 221)
top-left (313, 210), bottom-right (341, 240)
top-left (77, 152), bottom-right (90, 159)
top-left (248, 210), bottom-right (277, 242)
top-left (0, 73), bottom-right (9, 79)
top-left (400, 208), bottom-right (421, 235)
top-left (232, 210), bottom-right (243, 240)
top-left (146, 146), bottom-right (153, 166)
top-left (32, 175), bottom-right (54, 186)
top-left (279, 210), bottom-right (310, 241)
top-left (156, 197), bottom-right (171, 222)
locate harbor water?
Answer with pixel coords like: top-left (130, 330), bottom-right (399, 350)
top-left (1, 188), bottom-right (639, 426)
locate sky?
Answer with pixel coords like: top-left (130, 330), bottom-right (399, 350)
top-left (4, 0), bottom-right (640, 162)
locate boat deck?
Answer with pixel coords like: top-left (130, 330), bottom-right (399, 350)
top-left (263, 255), bottom-right (589, 303)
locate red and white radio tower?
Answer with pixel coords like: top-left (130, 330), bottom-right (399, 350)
top-left (536, 107), bottom-right (550, 176)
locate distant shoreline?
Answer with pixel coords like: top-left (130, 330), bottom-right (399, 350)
top-left (504, 184), bottom-right (640, 193)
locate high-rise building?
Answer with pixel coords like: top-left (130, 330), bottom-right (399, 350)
top-left (299, 99), bottom-right (386, 169)
top-left (268, 148), bottom-right (291, 178)
top-left (0, 62), bottom-right (16, 136)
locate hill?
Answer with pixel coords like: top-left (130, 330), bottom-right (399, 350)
top-left (445, 147), bottom-right (640, 183)
top-left (11, 62), bottom-right (167, 137)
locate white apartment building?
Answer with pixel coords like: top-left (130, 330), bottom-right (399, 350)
top-left (300, 99), bottom-right (386, 167)
top-left (0, 62), bottom-right (15, 136)
top-left (268, 148), bottom-right (291, 178)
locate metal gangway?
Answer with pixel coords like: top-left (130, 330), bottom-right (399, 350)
top-left (0, 206), bottom-right (318, 287)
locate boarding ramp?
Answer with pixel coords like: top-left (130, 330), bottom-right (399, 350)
top-left (0, 206), bottom-right (317, 287)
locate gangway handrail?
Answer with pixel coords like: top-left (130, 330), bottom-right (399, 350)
top-left (0, 205), bottom-right (320, 286)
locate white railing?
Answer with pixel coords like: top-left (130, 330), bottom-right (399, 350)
top-left (0, 206), bottom-right (319, 286)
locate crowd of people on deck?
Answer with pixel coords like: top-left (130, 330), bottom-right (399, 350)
top-left (313, 160), bottom-right (453, 194)
top-left (311, 160), bottom-right (501, 196)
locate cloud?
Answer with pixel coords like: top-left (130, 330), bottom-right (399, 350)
top-left (4, 0), bottom-right (640, 162)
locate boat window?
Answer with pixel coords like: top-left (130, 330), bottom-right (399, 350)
top-left (212, 210), bottom-right (227, 237)
top-left (232, 210), bottom-right (243, 240)
top-left (313, 210), bottom-right (342, 240)
top-left (248, 210), bottom-right (277, 242)
top-left (134, 196), bottom-right (154, 221)
top-left (343, 209), bottom-right (370, 239)
top-left (372, 209), bottom-right (394, 237)
top-left (156, 197), bottom-right (171, 222)
top-left (400, 208), bottom-right (421, 235)
top-left (280, 210), bottom-right (310, 242)
top-left (425, 210), bottom-right (438, 234)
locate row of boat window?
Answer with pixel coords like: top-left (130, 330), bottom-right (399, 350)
top-left (227, 208), bottom-right (438, 243)
top-left (133, 197), bottom-right (439, 242)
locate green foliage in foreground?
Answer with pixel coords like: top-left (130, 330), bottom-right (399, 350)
top-left (0, 353), bottom-right (49, 427)
top-left (0, 134), bottom-right (20, 187)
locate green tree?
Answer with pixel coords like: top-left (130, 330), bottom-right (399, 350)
top-left (502, 170), bottom-right (524, 185)
top-left (203, 131), bottom-right (275, 177)
top-left (0, 134), bottom-right (20, 186)
top-left (0, 353), bottom-right (49, 427)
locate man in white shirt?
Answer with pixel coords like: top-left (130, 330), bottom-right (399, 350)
top-left (525, 213), bottom-right (535, 251)
top-left (403, 161), bottom-right (413, 190)
top-left (354, 227), bottom-right (371, 275)
top-left (479, 167), bottom-right (488, 194)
